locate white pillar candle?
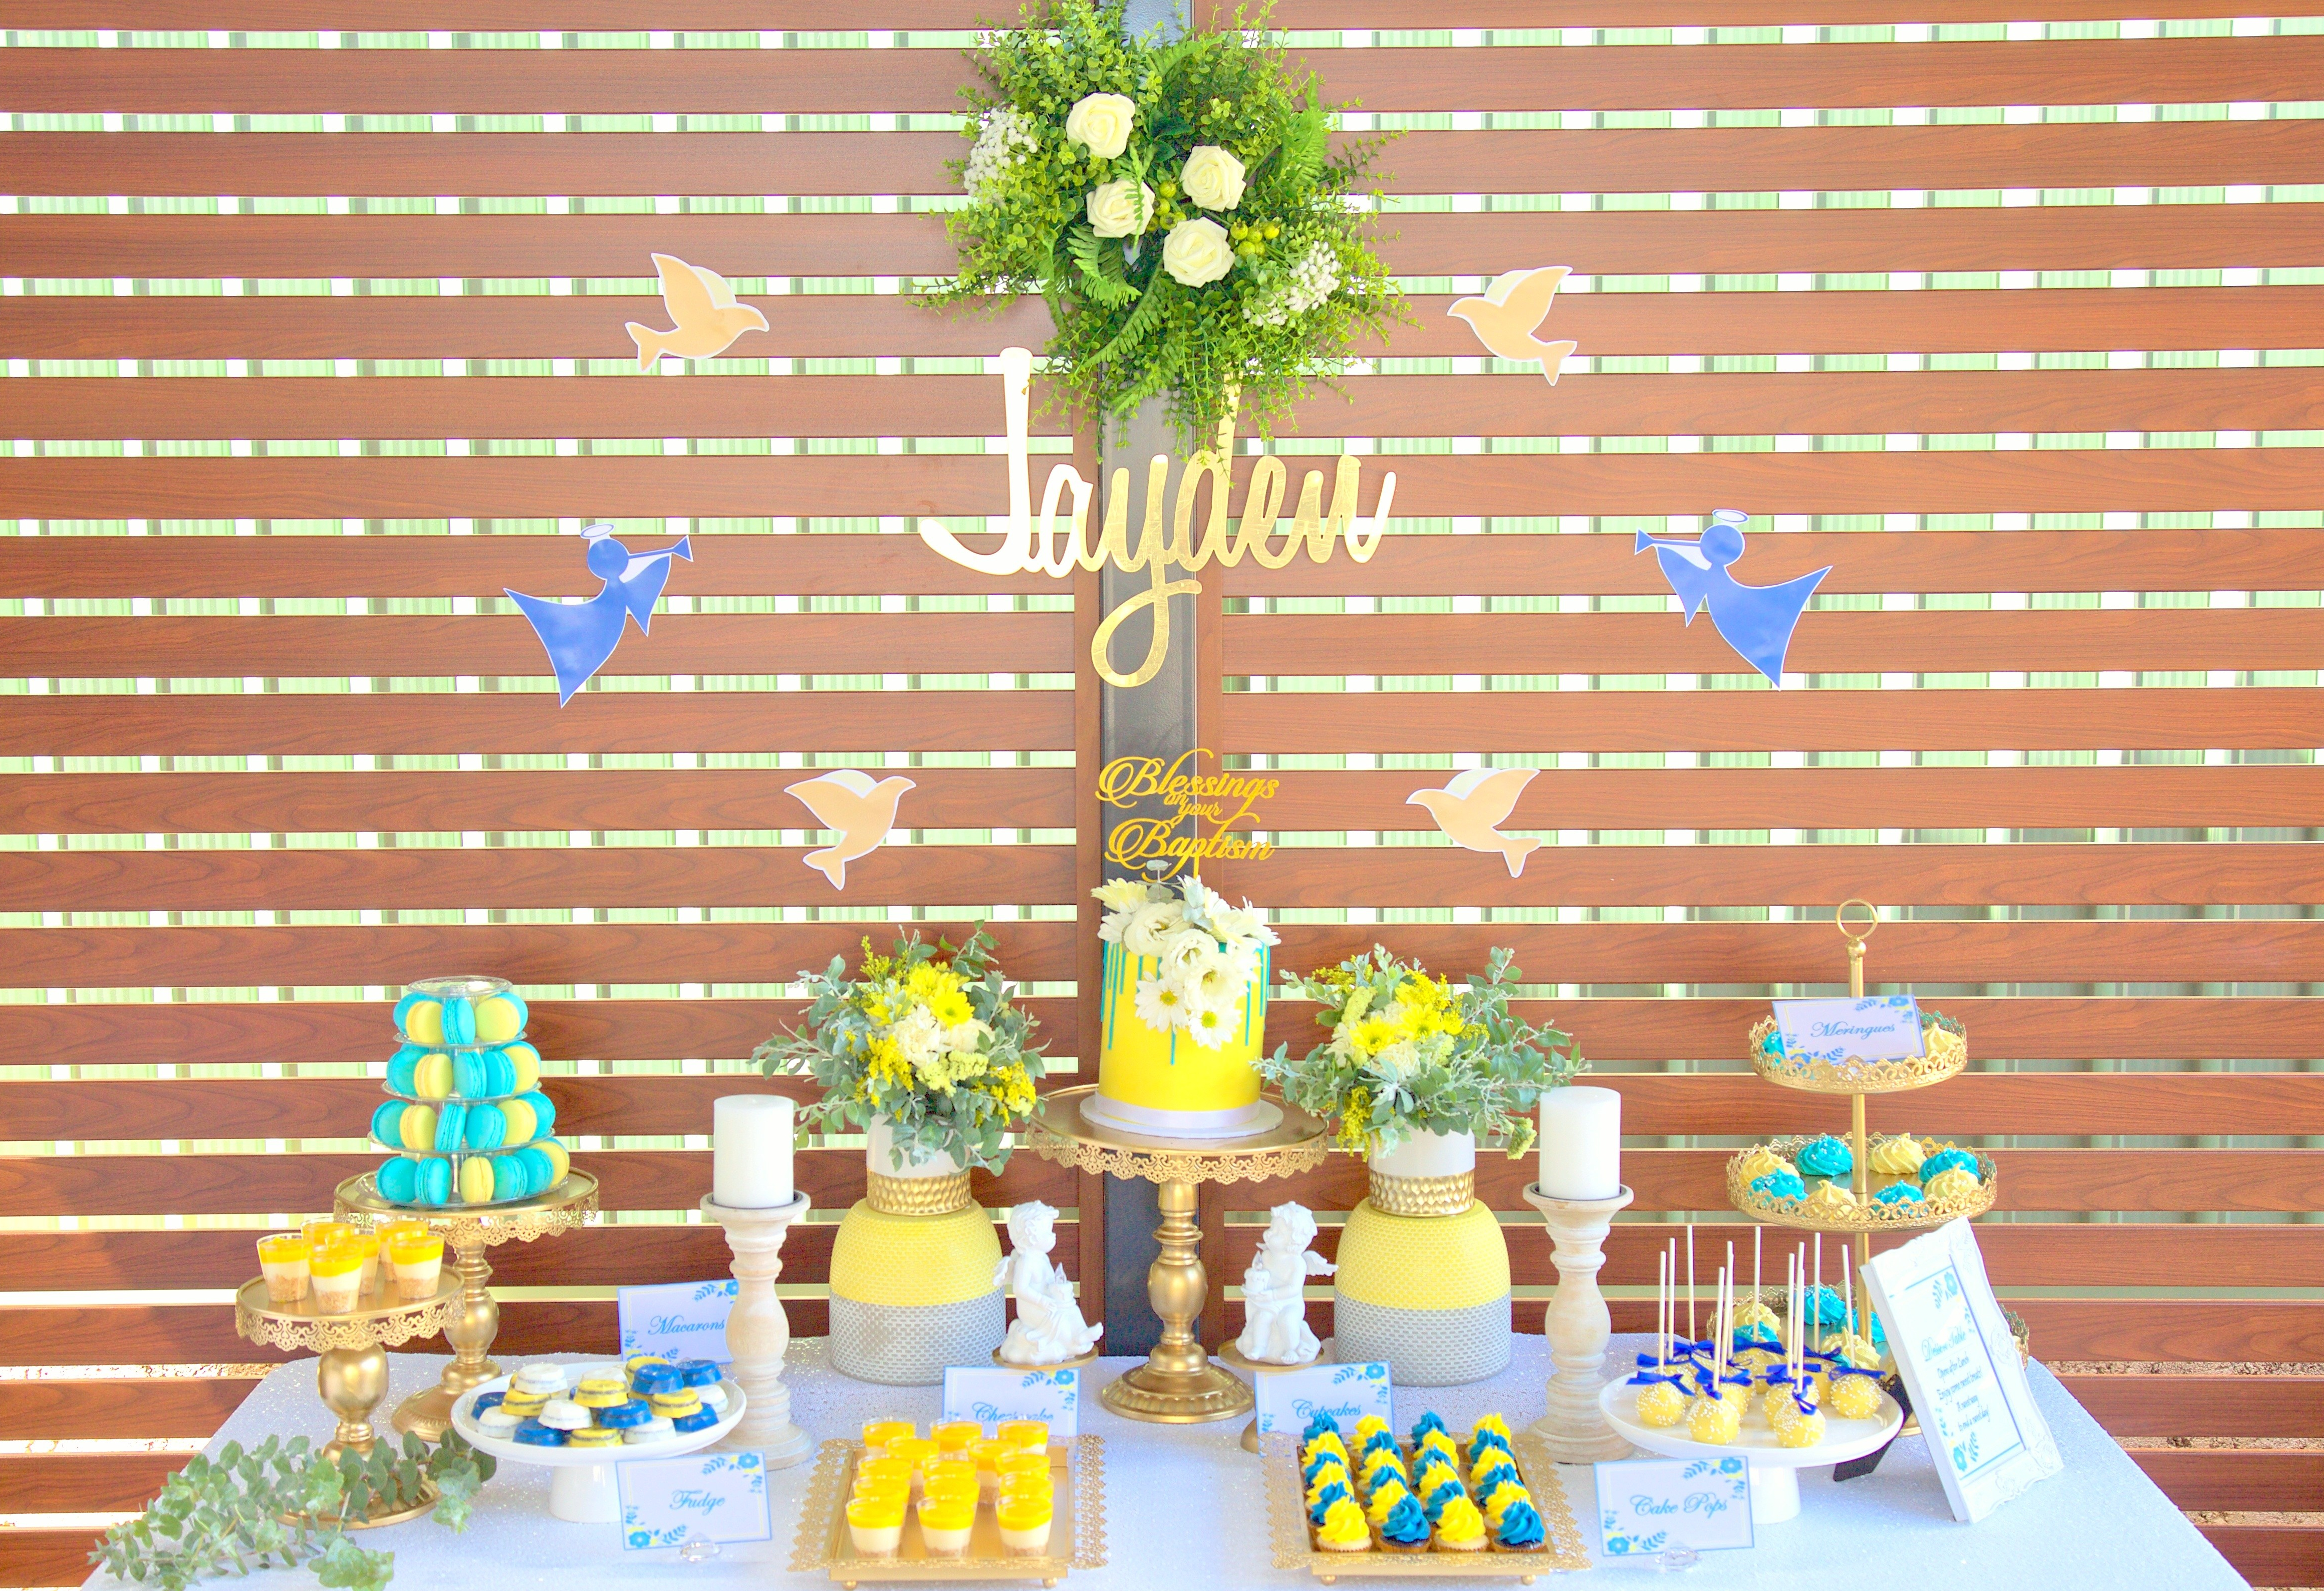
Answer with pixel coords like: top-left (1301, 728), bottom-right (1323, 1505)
top-left (1537, 1085), bottom-right (1622, 1201)
top-left (712, 1094), bottom-right (795, 1209)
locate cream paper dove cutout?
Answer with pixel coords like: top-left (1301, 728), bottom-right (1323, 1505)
top-left (627, 253), bottom-right (769, 371)
top-left (785, 769), bottom-right (916, 890)
top-left (1408, 766), bottom-right (1542, 878)
top-left (1447, 266), bottom-right (1577, 383)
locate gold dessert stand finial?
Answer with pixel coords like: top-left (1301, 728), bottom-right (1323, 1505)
top-left (1023, 1086), bottom-right (1327, 1424)
top-left (335, 1169), bottom-right (599, 1442)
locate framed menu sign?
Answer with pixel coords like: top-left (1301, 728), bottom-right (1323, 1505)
top-left (1862, 1220), bottom-right (2063, 1523)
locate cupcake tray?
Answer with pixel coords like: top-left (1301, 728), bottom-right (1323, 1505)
top-left (788, 1436), bottom-right (1107, 1589)
top-left (1727, 1134), bottom-right (1998, 1234)
top-left (1262, 1432), bottom-right (1589, 1582)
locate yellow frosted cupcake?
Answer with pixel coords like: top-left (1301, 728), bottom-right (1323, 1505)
top-left (997, 1489), bottom-right (1054, 1557)
top-left (1359, 1448), bottom-right (1408, 1495)
top-left (916, 1494), bottom-right (975, 1558)
top-left (1481, 1478), bottom-right (1530, 1530)
top-left (846, 1493), bottom-right (904, 1558)
top-left (1364, 1477), bottom-right (1412, 1526)
top-left (1353, 1414), bottom-right (1391, 1445)
top-left (1471, 1413), bottom-right (1513, 1444)
top-left (1315, 1496), bottom-right (1371, 1554)
top-left (1434, 1496), bottom-right (1488, 1552)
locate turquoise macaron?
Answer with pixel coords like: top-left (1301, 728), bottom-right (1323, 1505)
top-left (433, 1101), bottom-right (468, 1155)
top-left (491, 1153), bottom-right (531, 1202)
top-left (451, 1049), bottom-right (488, 1099)
top-left (521, 1091), bottom-right (556, 1136)
top-left (481, 1048), bottom-right (517, 1097)
top-left (391, 992), bottom-right (428, 1033)
top-left (384, 1047), bottom-right (422, 1098)
top-left (440, 996), bottom-right (476, 1046)
top-left (377, 1156), bottom-right (418, 1204)
top-left (370, 1100), bottom-right (406, 1146)
top-left (513, 1146), bottom-right (554, 1194)
top-left (415, 1155), bottom-right (453, 1206)
top-left (465, 1105), bottom-right (506, 1151)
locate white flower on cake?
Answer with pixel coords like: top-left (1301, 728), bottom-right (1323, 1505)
top-left (1186, 1001), bottom-right (1236, 1049)
top-left (1162, 217), bottom-right (1234, 287)
top-left (1093, 878), bottom-right (1154, 914)
top-left (1118, 901), bottom-right (1186, 957)
top-left (1063, 91), bottom-right (1135, 159)
top-left (1085, 178), bottom-right (1155, 239)
top-left (1157, 924), bottom-right (1217, 983)
top-left (1187, 947), bottom-right (1252, 1010)
top-left (1133, 974), bottom-right (1193, 1032)
top-left (1180, 144), bottom-right (1246, 211)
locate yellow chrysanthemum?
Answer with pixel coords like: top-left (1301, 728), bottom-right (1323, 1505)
top-left (929, 990), bottom-right (974, 1027)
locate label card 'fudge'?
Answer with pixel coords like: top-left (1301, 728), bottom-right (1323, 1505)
top-left (618, 1450), bottom-right (771, 1552)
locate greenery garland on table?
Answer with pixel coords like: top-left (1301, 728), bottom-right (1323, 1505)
top-left (91, 1432), bottom-right (493, 1591)
top-left (1259, 946), bottom-right (1586, 1156)
top-left (938, 0), bottom-right (1402, 444)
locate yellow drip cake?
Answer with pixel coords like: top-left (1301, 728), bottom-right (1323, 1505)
top-left (1083, 876), bottom-right (1279, 1140)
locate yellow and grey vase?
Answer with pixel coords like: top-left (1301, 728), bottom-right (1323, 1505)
top-left (1330, 1131), bottom-right (1511, 1386)
top-left (826, 1123), bottom-right (1004, 1386)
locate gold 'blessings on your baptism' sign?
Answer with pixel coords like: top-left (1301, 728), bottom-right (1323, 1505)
top-left (1098, 751), bottom-right (1278, 878)
top-left (915, 347), bottom-right (1396, 688)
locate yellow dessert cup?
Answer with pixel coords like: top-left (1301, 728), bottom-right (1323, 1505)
top-left (861, 1419), bottom-right (917, 1453)
top-left (915, 1495), bottom-right (975, 1558)
top-left (308, 1244), bottom-right (364, 1314)
top-left (255, 1234), bottom-right (310, 1304)
top-left (388, 1233), bottom-right (444, 1301)
top-left (846, 1495), bottom-right (904, 1559)
top-left (996, 1419), bottom-right (1048, 1455)
top-left (932, 1420), bottom-right (982, 1453)
top-left (996, 1493), bottom-right (1054, 1557)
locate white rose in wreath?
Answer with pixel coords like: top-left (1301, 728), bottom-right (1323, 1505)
top-left (1085, 178), bottom-right (1155, 239)
top-left (1064, 92), bottom-right (1135, 160)
top-left (1180, 144), bottom-right (1246, 211)
top-left (1161, 216), bottom-right (1235, 287)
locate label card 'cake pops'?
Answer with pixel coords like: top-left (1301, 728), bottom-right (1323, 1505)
top-left (1592, 1456), bottom-right (1754, 1557)
top-left (1862, 1220), bottom-right (2063, 1523)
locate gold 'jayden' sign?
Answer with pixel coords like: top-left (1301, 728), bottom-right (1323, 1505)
top-left (914, 347), bottom-right (1397, 689)
top-left (1098, 750), bottom-right (1277, 879)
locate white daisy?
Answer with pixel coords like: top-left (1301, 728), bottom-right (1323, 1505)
top-left (1133, 974), bottom-right (1194, 1032)
top-left (1185, 1000), bottom-right (1236, 1049)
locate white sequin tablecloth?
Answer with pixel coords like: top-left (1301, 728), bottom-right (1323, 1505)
top-left (103, 1335), bottom-right (2245, 1589)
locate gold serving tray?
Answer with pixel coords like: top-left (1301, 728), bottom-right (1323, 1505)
top-left (1727, 1134), bottom-right (1997, 1234)
top-left (1263, 1431), bottom-right (1589, 1582)
top-left (1745, 1012), bottom-right (1969, 1096)
top-left (789, 1437), bottom-right (1106, 1589)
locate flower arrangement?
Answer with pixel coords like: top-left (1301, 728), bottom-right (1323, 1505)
top-left (1096, 873), bottom-right (1278, 1047)
top-left (755, 930), bottom-right (1044, 1173)
top-left (1259, 946), bottom-right (1585, 1155)
top-left (939, 0), bottom-right (1402, 443)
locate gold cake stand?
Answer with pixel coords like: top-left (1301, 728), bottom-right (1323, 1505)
top-left (1023, 1086), bottom-right (1327, 1424)
top-left (336, 1169), bottom-right (599, 1442)
top-left (234, 1271), bottom-right (462, 1528)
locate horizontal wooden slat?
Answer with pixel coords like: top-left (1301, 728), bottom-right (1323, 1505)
top-left (0, 1531), bottom-right (103, 1590)
top-left (1229, 690), bottom-right (2324, 757)
top-left (1221, 1220), bottom-right (2324, 1289)
top-left (1224, 528), bottom-right (2324, 599)
top-left (1261, 0), bottom-right (2324, 21)
top-left (1252, 843), bottom-right (2324, 907)
top-left (0, 920), bottom-right (1077, 988)
top-left (10, 205), bottom-right (2313, 283)
top-left (2064, 1374), bottom-right (2324, 1438)
top-left (7, 1068), bottom-right (2321, 1148)
top-left (0, 1377), bottom-right (255, 1442)
top-left (0, 844), bottom-right (1077, 911)
top-left (6, 123), bottom-right (2314, 197)
top-left (1249, 765), bottom-right (2324, 831)
top-left (1229, 610), bottom-right (2324, 676)
top-left (0, 1146), bottom-right (1074, 1218)
top-left (9, 530), bottom-right (2314, 604)
top-left (8, 288), bottom-right (2323, 364)
top-left (0, 766), bottom-right (1073, 835)
top-left (10, 449), bottom-right (2317, 519)
top-left (14, 367), bottom-right (2311, 442)
top-left (0, 691), bottom-right (1075, 756)
top-left (2195, 1524), bottom-right (2324, 1590)
top-left (0, 1216), bottom-right (1073, 1291)
top-left (0, 996), bottom-right (2303, 1072)
top-left (0, 1453), bottom-right (188, 1515)
top-left (2130, 1449), bottom-right (2324, 1513)
top-left (0, 612), bottom-right (1073, 678)
top-left (11, 38), bottom-right (2315, 116)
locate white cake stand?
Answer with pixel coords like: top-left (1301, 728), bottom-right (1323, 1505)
top-left (1597, 1378), bottom-right (1902, 1524)
top-left (450, 1372), bottom-right (746, 1522)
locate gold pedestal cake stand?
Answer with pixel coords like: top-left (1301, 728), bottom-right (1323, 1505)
top-left (336, 1169), bottom-right (599, 1442)
top-left (1023, 1086), bottom-right (1327, 1425)
top-left (233, 1271), bottom-right (462, 1528)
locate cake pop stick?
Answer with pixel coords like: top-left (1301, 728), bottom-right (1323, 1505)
top-left (1687, 1223), bottom-right (1696, 1345)
top-left (1813, 1233), bottom-right (1823, 1351)
top-left (1752, 1225), bottom-right (1762, 1319)
top-left (1724, 1239), bottom-right (1736, 1350)
top-left (1658, 1248), bottom-right (1669, 1365)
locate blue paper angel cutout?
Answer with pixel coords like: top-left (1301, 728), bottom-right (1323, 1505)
top-left (505, 522), bottom-right (693, 705)
top-left (1634, 508), bottom-right (1830, 686)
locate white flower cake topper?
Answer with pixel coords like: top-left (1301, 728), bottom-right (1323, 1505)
top-left (1093, 873), bottom-right (1277, 1048)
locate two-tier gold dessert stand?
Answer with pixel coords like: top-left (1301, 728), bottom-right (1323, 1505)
top-left (1023, 1086), bottom-right (1328, 1424)
top-left (336, 1169), bottom-right (599, 1442)
top-left (233, 1270), bottom-right (463, 1527)
top-left (1727, 902), bottom-right (1997, 1335)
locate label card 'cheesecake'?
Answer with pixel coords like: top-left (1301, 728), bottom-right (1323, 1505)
top-left (942, 1365), bottom-right (1081, 1439)
top-left (617, 1278), bottom-right (736, 1365)
top-left (1862, 1220), bottom-right (2063, 1523)
top-left (1254, 1360), bottom-right (1392, 1436)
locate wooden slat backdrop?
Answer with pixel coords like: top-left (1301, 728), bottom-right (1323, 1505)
top-left (3, 9), bottom-right (2321, 1588)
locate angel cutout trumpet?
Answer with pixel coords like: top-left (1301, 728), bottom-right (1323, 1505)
top-left (1635, 508), bottom-right (1831, 686)
top-left (627, 253), bottom-right (768, 370)
top-left (504, 522), bottom-right (692, 705)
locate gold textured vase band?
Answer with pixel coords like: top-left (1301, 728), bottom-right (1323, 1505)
top-left (864, 1167), bottom-right (973, 1216)
top-left (1366, 1168), bottom-right (1476, 1217)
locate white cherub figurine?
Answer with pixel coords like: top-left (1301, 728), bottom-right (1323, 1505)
top-left (994, 1200), bottom-right (1103, 1365)
top-left (1235, 1202), bottom-right (1337, 1365)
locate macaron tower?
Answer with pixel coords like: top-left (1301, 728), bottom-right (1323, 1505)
top-left (369, 975), bottom-right (573, 1208)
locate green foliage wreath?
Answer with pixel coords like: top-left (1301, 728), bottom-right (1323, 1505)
top-left (938, 0), bottom-right (1402, 444)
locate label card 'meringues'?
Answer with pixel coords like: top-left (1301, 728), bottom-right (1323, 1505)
top-left (1772, 994), bottom-right (1925, 1065)
top-left (616, 1278), bottom-right (736, 1366)
top-left (1862, 1220), bottom-right (2063, 1523)
top-left (1254, 1361), bottom-right (1392, 1436)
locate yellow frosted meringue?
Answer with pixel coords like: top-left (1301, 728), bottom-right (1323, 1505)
top-left (1803, 1180), bottom-right (1858, 1214)
top-left (1736, 1145), bottom-right (1788, 1182)
top-left (1868, 1134), bottom-right (1926, 1175)
top-left (1926, 1166), bottom-right (1983, 1202)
